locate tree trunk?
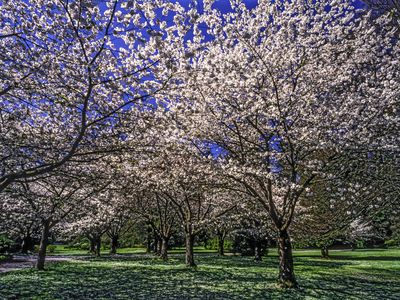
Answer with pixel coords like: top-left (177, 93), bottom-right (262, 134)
top-left (277, 229), bottom-right (298, 288)
top-left (21, 234), bottom-right (34, 254)
top-left (157, 238), bottom-right (162, 255)
top-left (89, 238), bottom-right (96, 254)
top-left (153, 238), bottom-right (160, 254)
top-left (321, 246), bottom-right (329, 258)
top-left (110, 235), bottom-right (118, 255)
top-left (217, 235), bottom-right (225, 256)
top-left (185, 232), bottom-right (196, 267)
top-left (36, 220), bottom-right (50, 270)
top-left (153, 233), bottom-right (160, 254)
top-left (160, 237), bottom-right (169, 261)
top-left (254, 241), bottom-right (262, 261)
top-left (95, 238), bottom-right (101, 257)
top-left (146, 226), bottom-right (152, 253)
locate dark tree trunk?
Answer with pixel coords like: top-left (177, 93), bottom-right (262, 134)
top-left (95, 238), bottom-right (101, 257)
top-left (157, 238), bottom-right (162, 255)
top-left (160, 237), bottom-right (169, 261)
top-left (146, 226), bottom-right (152, 253)
top-left (185, 232), bottom-right (196, 267)
top-left (254, 241), bottom-right (262, 262)
top-left (89, 238), bottom-right (96, 254)
top-left (321, 246), bottom-right (329, 258)
top-left (277, 229), bottom-right (298, 288)
top-left (153, 237), bottom-right (161, 254)
top-left (217, 235), bottom-right (225, 256)
top-left (36, 220), bottom-right (50, 270)
top-left (110, 235), bottom-right (118, 255)
top-left (21, 235), bottom-right (34, 254)
top-left (153, 233), bottom-right (160, 254)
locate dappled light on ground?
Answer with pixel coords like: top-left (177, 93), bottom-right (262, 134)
top-left (0, 249), bottom-right (399, 299)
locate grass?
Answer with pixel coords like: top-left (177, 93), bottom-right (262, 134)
top-left (49, 245), bottom-right (147, 256)
top-left (0, 249), bottom-right (399, 299)
top-left (49, 245), bottom-right (215, 256)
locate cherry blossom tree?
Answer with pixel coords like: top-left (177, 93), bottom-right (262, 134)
top-left (130, 190), bottom-right (179, 260)
top-left (159, 0), bottom-right (400, 287)
top-left (5, 166), bottom-right (110, 269)
top-left (294, 154), bottom-right (399, 258)
top-left (64, 195), bottom-right (113, 257)
top-left (0, 196), bottom-right (40, 253)
top-left (0, 0), bottom-right (177, 193)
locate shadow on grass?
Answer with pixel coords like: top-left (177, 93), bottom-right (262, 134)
top-left (327, 255), bottom-right (400, 261)
top-left (0, 252), bottom-right (399, 299)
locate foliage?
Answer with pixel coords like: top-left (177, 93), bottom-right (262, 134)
top-left (205, 237), bottom-right (233, 251)
top-left (0, 234), bottom-right (15, 253)
top-left (47, 245), bottom-right (56, 254)
top-left (0, 0), bottom-right (399, 287)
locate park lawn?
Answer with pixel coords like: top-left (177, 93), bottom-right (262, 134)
top-left (49, 245), bottom-right (90, 256)
top-left (49, 245), bottom-right (215, 256)
top-left (49, 245), bottom-right (147, 256)
top-left (0, 249), bottom-right (399, 299)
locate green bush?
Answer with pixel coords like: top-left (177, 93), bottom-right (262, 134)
top-left (47, 245), bottom-right (56, 253)
top-left (205, 238), bottom-right (233, 251)
top-left (355, 240), bottom-right (365, 249)
top-left (0, 234), bottom-right (14, 253)
top-left (79, 242), bottom-right (90, 250)
top-left (385, 239), bottom-right (400, 247)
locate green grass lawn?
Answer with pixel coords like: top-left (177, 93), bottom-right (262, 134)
top-left (49, 245), bottom-right (215, 256)
top-left (49, 245), bottom-right (147, 256)
top-left (1, 249), bottom-right (399, 299)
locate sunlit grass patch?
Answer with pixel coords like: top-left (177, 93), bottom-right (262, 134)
top-left (0, 249), bottom-right (399, 299)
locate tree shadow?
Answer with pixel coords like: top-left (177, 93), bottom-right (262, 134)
top-left (0, 253), bottom-right (399, 299)
top-left (329, 255), bottom-right (400, 262)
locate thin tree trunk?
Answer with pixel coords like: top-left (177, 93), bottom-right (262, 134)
top-left (185, 232), bottom-right (196, 267)
top-left (146, 226), bottom-right (152, 253)
top-left (89, 238), bottom-right (96, 254)
top-left (110, 235), bottom-right (118, 255)
top-left (218, 234), bottom-right (225, 256)
top-left (95, 238), bottom-right (101, 257)
top-left (36, 220), bottom-right (50, 270)
top-left (321, 246), bottom-right (329, 258)
top-left (277, 229), bottom-right (298, 288)
top-left (153, 233), bottom-right (160, 254)
top-left (160, 237), bottom-right (169, 261)
top-left (153, 237), bottom-right (160, 254)
top-left (254, 241), bottom-right (262, 261)
top-left (21, 234), bottom-right (33, 254)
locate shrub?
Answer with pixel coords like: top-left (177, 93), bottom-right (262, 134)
top-left (47, 245), bottom-right (56, 253)
top-left (385, 239), bottom-right (400, 247)
top-left (79, 242), bottom-right (90, 250)
top-left (0, 234), bottom-right (15, 253)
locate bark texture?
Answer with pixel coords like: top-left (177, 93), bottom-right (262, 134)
top-left (21, 235), bottom-right (34, 254)
top-left (160, 237), bottom-right (169, 261)
top-left (217, 235), bottom-right (225, 256)
top-left (185, 233), bottom-right (196, 267)
top-left (36, 221), bottom-right (50, 270)
top-left (277, 229), bottom-right (298, 288)
top-left (110, 235), bottom-right (118, 255)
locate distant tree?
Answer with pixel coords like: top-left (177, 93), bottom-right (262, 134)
top-left (6, 167), bottom-right (109, 269)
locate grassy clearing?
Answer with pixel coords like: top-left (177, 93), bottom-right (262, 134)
top-left (49, 245), bottom-right (147, 256)
top-left (49, 245), bottom-right (215, 256)
top-left (0, 249), bottom-right (399, 299)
